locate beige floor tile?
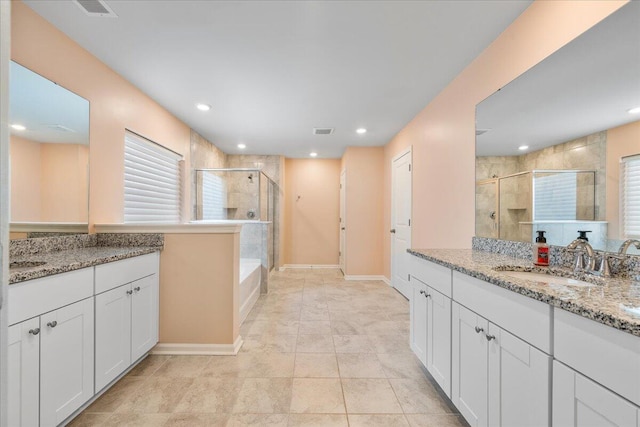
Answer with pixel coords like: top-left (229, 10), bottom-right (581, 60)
top-left (341, 379), bottom-right (403, 414)
top-left (300, 307), bottom-right (330, 321)
top-left (332, 335), bottom-right (375, 353)
top-left (287, 414), bottom-right (348, 426)
top-left (227, 414), bottom-right (289, 426)
top-left (233, 378), bottom-right (293, 413)
top-left (294, 354), bottom-right (339, 378)
top-left (348, 414), bottom-right (410, 427)
top-left (289, 378), bottom-right (346, 414)
top-left (368, 334), bottom-right (412, 354)
top-left (153, 355), bottom-right (210, 378)
top-left (164, 413), bottom-right (231, 427)
top-left (67, 413), bottom-right (113, 426)
top-left (103, 413), bottom-right (171, 426)
top-left (85, 377), bottom-right (146, 413)
top-left (405, 414), bottom-right (468, 427)
top-left (240, 334), bottom-right (297, 354)
top-left (244, 353), bottom-right (296, 378)
top-left (127, 355), bottom-right (170, 377)
top-left (295, 334), bottom-right (335, 353)
top-left (336, 354), bottom-right (386, 378)
top-left (116, 377), bottom-right (193, 413)
top-left (377, 352), bottom-right (426, 378)
top-left (298, 320), bottom-right (332, 335)
top-left (389, 378), bottom-right (453, 414)
top-left (174, 378), bottom-right (243, 413)
top-left (201, 356), bottom-right (244, 378)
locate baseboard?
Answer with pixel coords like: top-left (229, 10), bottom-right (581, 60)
top-left (279, 264), bottom-right (340, 270)
top-left (344, 275), bottom-right (390, 283)
top-left (151, 336), bottom-right (244, 355)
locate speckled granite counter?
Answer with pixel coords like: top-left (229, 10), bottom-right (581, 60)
top-left (408, 249), bottom-right (640, 337)
top-left (10, 246), bottom-right (160, 284)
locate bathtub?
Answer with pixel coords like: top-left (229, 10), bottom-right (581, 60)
top-left (239, 258), bottom-right (262, 324)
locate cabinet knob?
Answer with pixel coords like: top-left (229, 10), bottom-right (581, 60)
top-left (126, 290), bottom-right (133, 295)
top-left (425, 293), bottom-right (431, 299)
top-left (474, 326), bottom-right (484, 334)
top-left (47, 321), bottom-right (57, 328)
top-left (485, 334), bottom-right (496, 341)
top-left (29, 328), bottom-right (40, 335)
top-left (419, 290), bottom-right (425, 295)
top-left (134, 286), bottom-right (141, 292)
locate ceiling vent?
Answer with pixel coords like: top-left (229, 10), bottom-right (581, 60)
top-left (475, 128), bottom-right (491, 136)
top-left (313, 128), bottom-right (334, 135)
top-left (74, 0), bottom-right (118, 17)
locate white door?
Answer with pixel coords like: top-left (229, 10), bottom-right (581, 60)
top-left (553, 361), bottom-right (638, 427)
top-left (487, 323), bottom-right (550, 427)
top-left (452, 302), bottom-right (488, 427)
top-left (131, 274), bottom-right (159, 361)
top-left (95, 284), bottom-right (132, 392)
top-left (427, 287), bottom-right (452, 398)
top-left (391, 148), bottom-right (412, 299)
top-left (339, 170), bottom-right (346, 274)
top-left (40, 298), bottom-right (94, 427)
top-left (8, 318), bottom-right (40, 427)
top-left (410, 279), bottom-right (428, 366)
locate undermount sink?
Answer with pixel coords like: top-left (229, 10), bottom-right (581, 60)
top-left (501, 270), bottom-right (595, 287)
top-left (10, 261), bottom-right (47, 270)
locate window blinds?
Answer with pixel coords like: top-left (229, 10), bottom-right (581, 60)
top-left (124, 131), bottom-right (183, 223)
top-left (201, 172), bottom-right (227, 220)
top-left (534, 173), bottom-right (577, 221)
top-left (622, 154), bottom-right (640, 238)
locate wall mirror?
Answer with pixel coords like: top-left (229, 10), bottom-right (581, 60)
top-left (9, 61), bottom-right (90, 239)
top-left (475, 1), bottom-right (640, 253)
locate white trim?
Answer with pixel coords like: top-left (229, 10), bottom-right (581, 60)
top-left (151, 336), bottom-right (244, 356)
top-left (345, 275), bottom-right (390, 283)
top-left (279, 264), bottom-right (340, 270)
top-left (10, 222), bottom-right (89, 233)
top-left (94, 223), bottom-right (242, 234)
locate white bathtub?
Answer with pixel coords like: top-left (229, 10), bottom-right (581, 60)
top-left (239, 258), bottom-right (261, 324)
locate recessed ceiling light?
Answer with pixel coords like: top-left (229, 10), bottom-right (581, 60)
top-left (310, 152), bottom-right (318, 157)
top-left (237, 143), bottom-right (246, 149)
top-left (11, 124), bottom-right (26, 131)
top-left (518, 145), bottom-right (529, 151)
top-left (196, 103), bottom-right (211, 111)
top-left (628, 106), bottom-right (640, 114)
top-left (356, 128), bottom-right (367, 134)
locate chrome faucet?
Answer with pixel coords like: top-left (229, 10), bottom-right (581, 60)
top-left (567, 238), bottom-right (596, 272)
top-left (618, 239), bottom-right (640, 255)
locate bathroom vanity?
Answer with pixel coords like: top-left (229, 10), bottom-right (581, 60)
top-left (408, 248), bottom-right (640, 427)
top-left (8, 245), bottom-right (160, 427)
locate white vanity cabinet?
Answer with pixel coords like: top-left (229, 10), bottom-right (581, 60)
top-left (7, 268), bottom-right (95, 427)
top-left (95, 252), bottom-right (159, 391)
top-left (409, 256), bottom-right (452, 397)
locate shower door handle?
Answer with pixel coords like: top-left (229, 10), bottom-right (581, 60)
top-left (390, 229), bottom-right (396, 234)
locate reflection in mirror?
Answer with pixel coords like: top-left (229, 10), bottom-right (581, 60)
top-left (475, 1), bottom-right (640, 253)
top-left (9, 61), bottom-right (89, 239)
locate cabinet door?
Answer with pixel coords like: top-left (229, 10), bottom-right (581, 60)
top-left (427, 287), bottom-right (451, 397)
top-left (452, 302), bottom-right (488, 427)
top-left (8, 318), bottom-right (40, 427)
top-left (410, 279), bottom-right (428, 366)
top-left (554, 361), bottom-right (639, 427)
top-left (95, 284), bottom-right (132, 392)
top-left (487, 323), bottom-right (550, 427)
top-left (131, 274), bottom-right (159, 361)
top-left (40, 298), bottom-right (94, 427)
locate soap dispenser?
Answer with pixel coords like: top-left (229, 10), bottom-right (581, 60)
top-left (533, 231), bottom-right (549, 266)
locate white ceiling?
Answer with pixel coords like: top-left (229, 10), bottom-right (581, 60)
top-left (24, 0), bottom-right (531, 158)
top-left (476, 1), bottom-right (640, 157)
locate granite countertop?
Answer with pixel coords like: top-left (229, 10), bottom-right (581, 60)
top-left (9, 246), bottom-right (159, 284)
top-left (408, 249), bottom-right (640, 337)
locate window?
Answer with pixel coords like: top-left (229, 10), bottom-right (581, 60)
top-left (124, 131), bottom-right (183, 223)
top-left (621, 154), bottom-right (640, 238)
top-left (534, 172), bottom-right (577, 220)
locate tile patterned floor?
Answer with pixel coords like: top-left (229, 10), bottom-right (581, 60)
top-left (71, 268), bottom-right (466, 427)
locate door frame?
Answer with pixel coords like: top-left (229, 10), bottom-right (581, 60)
top-left (390, 146), bottom-right (412, 289)
top-left (339, 169), bottom-right (346, 274)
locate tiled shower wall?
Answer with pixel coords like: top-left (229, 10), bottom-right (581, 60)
top-left (190, 130), bottom-right (227, 221)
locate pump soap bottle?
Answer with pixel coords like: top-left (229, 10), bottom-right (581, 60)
top-left (533, 231), bottom-right (549, 266)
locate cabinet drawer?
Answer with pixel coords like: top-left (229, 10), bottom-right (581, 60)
top-left (410, 256), bottom-right (452, 297)
top-left (452, 271), bottom-right (551, 353)
top-left (95, 252), bottom-right (159, 294)
top-left (8, 268), bottom-right (94, 326)
top-left (554, 308), bottom-right (640, 407)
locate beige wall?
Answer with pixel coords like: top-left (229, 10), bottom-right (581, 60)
top-left (283, 158), bottom-right (340, 266)
top-left (382, 0), bottom-right (627, 279)
top-left (10, 135), bottom-right (40, 221)
top-left (342, 147), bottom-right (384, 275)
top-left (12, 1), bottom-right (192, 227)
top-left (606, 120), bottom-right (640, 240)
top-left (159, 233), bottom-right (239, 344)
